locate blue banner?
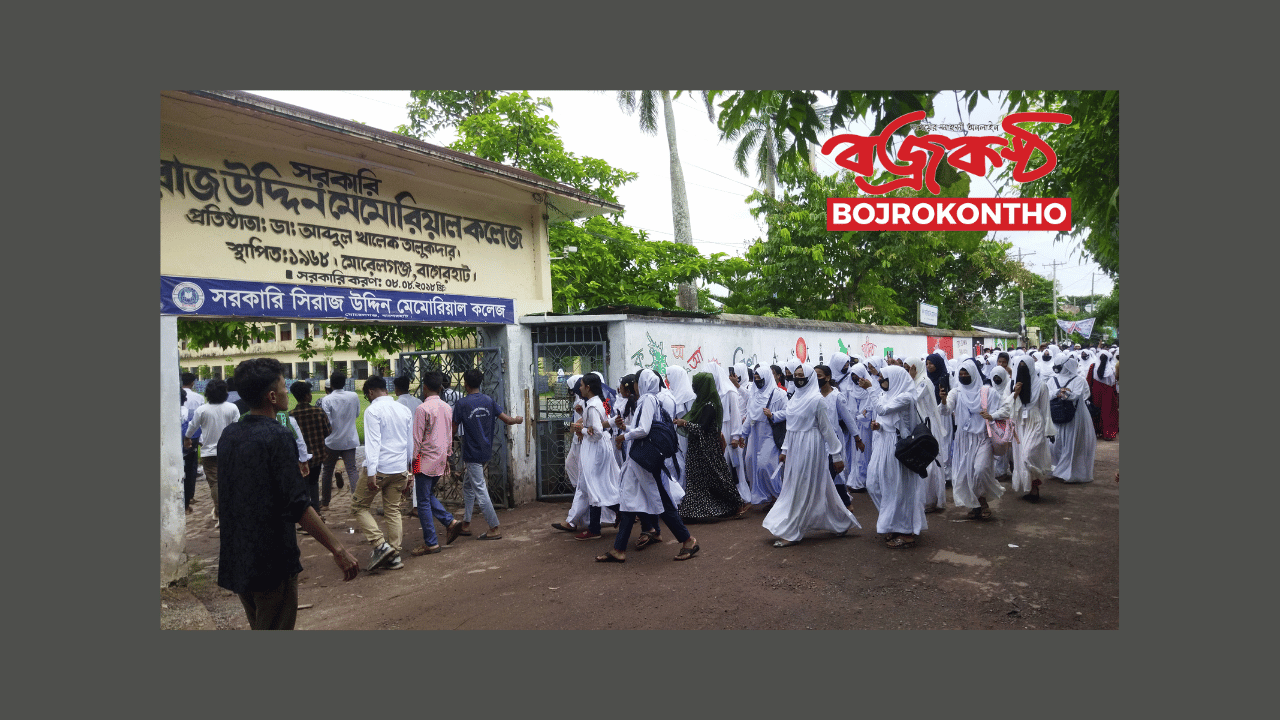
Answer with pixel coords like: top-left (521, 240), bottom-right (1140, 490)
top-left (161, 275), bottom-right (514, 324)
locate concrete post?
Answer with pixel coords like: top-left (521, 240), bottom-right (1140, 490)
top-left (160, 314), bottom-right (188, 586)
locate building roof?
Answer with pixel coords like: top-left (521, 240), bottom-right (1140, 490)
top-left (168, 91), bottom-right (624, 223)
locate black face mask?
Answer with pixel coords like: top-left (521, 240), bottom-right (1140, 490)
top-left (754, 376), bottom-right (766, 388)
top-left (959, 374), bottom-right (972, 385)
top-left (993, 376), bottom-right (1004, 386)
top-left (792, 377), bottom-right (808, 388)
top-left (818, 377), bottom-right (830, 388)
top-left (1053, 364), bottom-right (1065, 374)
top-left (1043, 353), bottom-right (1052, 361)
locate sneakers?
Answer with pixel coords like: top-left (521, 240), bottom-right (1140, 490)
top-left (386, 554), bottom-right (404, 570)
top-left (367, 542), bottom-right (396, 571)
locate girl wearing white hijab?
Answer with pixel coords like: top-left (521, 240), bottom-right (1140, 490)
top-left (1091, 348), bottom-right (1119, 441)
top-left (1010, 354), bottom-right (1057, 502)
top-left (845, 363), bottom-right (875, 492)
top-left (726, 363), bottom-right (751, 502)
top-left (569, 373), bottom-right (623, 538)
top-left (599, 369), bottom-right (699, 562)
top-left (762, 361), bottom-right (859, 547)
top-left (903, 357), bottom-right (950, 514)
top-left (866, 365), bottom-right (926, 547)
top-left (784, 356), bottom-right (801, 396)
top-left (988, 366), bottom-right (1014, 478)
top-left (1049, 355), bottom-right (1096, 483)
top-left (665, 366), bottom-right (697, 489)
top-left (940, 357), bottom-right (1005, 519)
top-left (553, 375), bottom-right (588, 533)
top-left (741, 363), bottom-right (787, 505)
top-left (825, 353), bottom-right (856, 488)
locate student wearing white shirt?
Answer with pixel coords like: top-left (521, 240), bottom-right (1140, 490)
top-left (352, 375), bottom-right (414, 572)
top-left (185, 378), bottom-right (241, 524)
top-left (394, 375), bottom-right (424, 514)
top-left (319, 372), bottom-right (361, 509)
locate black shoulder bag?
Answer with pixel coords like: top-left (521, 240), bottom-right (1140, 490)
top-left (1050, 378), bottom-right (1078, 424)
top-left (894, 405), bottom-right (939, 479)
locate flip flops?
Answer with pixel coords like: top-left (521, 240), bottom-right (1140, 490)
top-left (478, 532), bottom-right (503, 540)
top-left (635, 532), bottom-right (661, 550)
top-left (445, 521), bottom-right (464, 545)
top-left (596, 551), bottom-right (626, 563)
top-left (551, 523), bottom-right (577, 532)
top-left (674, 544), bottom-right (700, 560)
top-left (411, 544), bottom-right (442, 556)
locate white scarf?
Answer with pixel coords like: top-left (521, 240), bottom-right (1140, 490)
top-left (953, 357), bottom-right (987, 434)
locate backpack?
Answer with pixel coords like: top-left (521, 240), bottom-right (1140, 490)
top-left (628, 404), bottom-right (678, 477)
top-left (1049, 378), bottom-right (1078, 425)
top-left (894, 406), bottom-right (939, 479)
top-left (982, 386), bottom-right (1015, 455)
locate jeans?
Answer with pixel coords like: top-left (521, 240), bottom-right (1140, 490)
top-left (304, 462), bottom-right (322, 513)
top-left (319, 447), bottom-right (357, 507)
top-left (414, 473), bottom-right (455, 547)
top-left (613, 468), bottom-right (691, 552)
top-left (462, 462), bottom-right (500, 529)
top-left (183, 446), bottom-right (199, 508)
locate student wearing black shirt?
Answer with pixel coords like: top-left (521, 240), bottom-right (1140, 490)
top-left (217, 358), bottom-right (359, 630)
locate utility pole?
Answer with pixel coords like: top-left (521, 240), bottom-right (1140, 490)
top-left (1011, 247), bottom-right (1035, 348)
top-left (1044, 259), bottom-right (1066, 344)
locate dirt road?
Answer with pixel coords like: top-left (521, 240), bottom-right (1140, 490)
top-left (167, 438), bottom-right (1119, 630)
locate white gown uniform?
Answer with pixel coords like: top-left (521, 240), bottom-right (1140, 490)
top-left (1010, 356), bottom-right (1057, 493)
top-left (1049, 357), bottom-right (1096, 482)
top-left (866, 366), bottom-right (927, 536)
top-left (762, 363), bottom-right (860, 542)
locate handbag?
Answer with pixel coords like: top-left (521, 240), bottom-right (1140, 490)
top-left (982, 386), bottom-right (1015, 455)
top-left (1050, 378), bottom-right (1078, 424)
top-left (766, 388), bottom-right (787, 450)
top-left (894, 406), bottom-right (939, 478)
top-left (628, 405), bottom-right (678, 477)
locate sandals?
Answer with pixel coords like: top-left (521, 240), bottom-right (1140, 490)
top-left (886, 535), bottom-right (917, 548)
top-left (674, 544), bottom-right (700, 561)
top-left (574, 531), bottom-right (602, 541)
top-left (635, 532), bottom-right (661, 550)
top-left (772, 540), bottom-right (800, 548)
top-left (966, 508), bottom-right (983, 520)
top-left (551, 522), bottom-right (577, 533)
top-left (979, 508), bottom-right (993, 520)
top-left (411, 544), bottom-right (442, 556)
top-left (596, 551), bottom-right (626, 563)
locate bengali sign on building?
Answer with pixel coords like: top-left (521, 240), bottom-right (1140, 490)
top-left (162, 275), bottom-right (514, 324)
top-left (160, 97), bottom-right (549, 316)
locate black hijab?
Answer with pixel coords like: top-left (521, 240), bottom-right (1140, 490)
top-left (925, 352), bottom-right (948, 403)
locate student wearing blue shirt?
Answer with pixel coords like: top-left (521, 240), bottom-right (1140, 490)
top-left (452, 369), bottom-right (524, 540)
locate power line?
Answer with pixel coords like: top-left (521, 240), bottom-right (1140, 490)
top-left (685, 162), bottom-right (760, 190)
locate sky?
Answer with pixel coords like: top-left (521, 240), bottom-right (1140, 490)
top-left (244, 90), bottom-right (1115, 310)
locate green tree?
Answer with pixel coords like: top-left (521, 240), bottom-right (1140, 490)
top-left (616, 91), bottom-right (712, 310)
top-left (719, 91), bottom-right (789, 198)
top-left (714, 162), bottom-right (1020, 327)
top-left (712, 90), bottom-right (941, 176)
top-left (999, 91), bottom-right (1119, 277)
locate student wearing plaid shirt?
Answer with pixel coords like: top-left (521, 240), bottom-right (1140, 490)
top-left (290, 381), bottom-right (331, 515)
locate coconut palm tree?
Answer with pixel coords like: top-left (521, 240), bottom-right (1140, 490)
top-left (617, 90), bottom-right (708, 310)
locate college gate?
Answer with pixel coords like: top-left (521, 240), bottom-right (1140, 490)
top-left (398, 330), bottom-right (512, 509)
top-left (531, 325), bottom-right (608, 500)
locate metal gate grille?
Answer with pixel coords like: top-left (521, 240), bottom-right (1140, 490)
top-left (532, 325), bottom-right (609, 500)
top-left (398, 335), bottom-right (511, 509)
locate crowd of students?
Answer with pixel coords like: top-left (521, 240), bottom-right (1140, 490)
top-left (553, 340), bottom-right (1118, 557)
top-left (187, 339), bottom-right (1117, 629)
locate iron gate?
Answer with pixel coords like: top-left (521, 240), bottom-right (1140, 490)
top-left (398, 335), bottom-right (512, 509)
top-left (532, 325), bottom-right (609, 500)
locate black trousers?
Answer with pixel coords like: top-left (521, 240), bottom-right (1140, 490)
top-left (613, 468), bottom-right (691, 552)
